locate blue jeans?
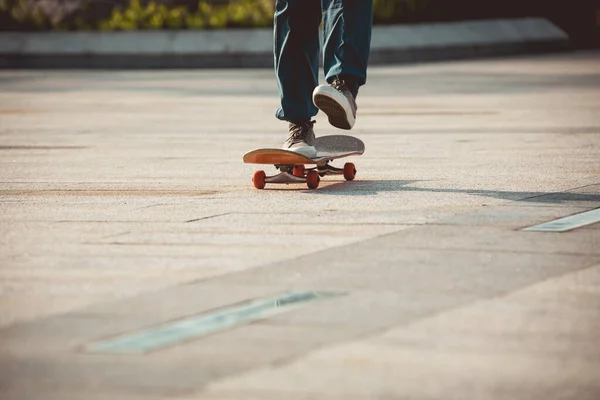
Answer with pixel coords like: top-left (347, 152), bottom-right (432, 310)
top-left (274, 0), bottom-right (373, 123)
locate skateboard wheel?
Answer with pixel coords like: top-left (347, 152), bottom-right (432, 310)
top-left (306, 170), bottom-right (320, 189)
top-left (293, 164), bottom-right (305, 177)
top-left (253, 170), bottom-right (266, 189)
top-left (343, 163), bottom-right (356, 181)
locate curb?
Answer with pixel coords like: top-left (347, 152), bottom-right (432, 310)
top-left (0, 18), bottom-right (570, 69)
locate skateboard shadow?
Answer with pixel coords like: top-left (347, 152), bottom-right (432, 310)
top-left (309, 179), bottom-right (419, 196)
top-left (310, 179), bottom-right (600, 204)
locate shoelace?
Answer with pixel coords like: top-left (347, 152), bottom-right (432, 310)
top-left (288, 120), bottom-right (315, 142)
top-left (332, 79), bottom-right (357, 100)
top-left (331, 79), bottom-right (348, 91)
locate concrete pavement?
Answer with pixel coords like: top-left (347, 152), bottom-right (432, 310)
top-left (0, 51), bottom-right (599, 399)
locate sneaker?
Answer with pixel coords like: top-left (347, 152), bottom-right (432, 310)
top-left (282, 119), bottom-right (317, 158)
top-left (312, 79), bottom-right (357, 130)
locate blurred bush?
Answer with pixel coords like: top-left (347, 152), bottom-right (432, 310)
top-left (98, 0), bottom-right (272, 31)
top-left (0, 0), bottom-right (273, 30)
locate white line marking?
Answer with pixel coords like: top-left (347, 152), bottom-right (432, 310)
top-left (523, 208), bottom-right (600, 232)
top-left (83, 291), bottom-right (341, 354)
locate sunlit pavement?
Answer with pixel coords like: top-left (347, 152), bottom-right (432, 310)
top-left (1, 50), bottom-right (599, 399)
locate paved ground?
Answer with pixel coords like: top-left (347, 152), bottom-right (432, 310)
top-left (0, 50), bottom-right (599, 399)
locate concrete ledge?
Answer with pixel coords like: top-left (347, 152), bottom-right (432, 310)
top-left (0, 18), bottom-right (569, 69)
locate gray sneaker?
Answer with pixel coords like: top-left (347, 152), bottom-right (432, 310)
top-left (282, 120), bottom-right (317, 158)
top-left (312, 79), bottom-right (357, 130)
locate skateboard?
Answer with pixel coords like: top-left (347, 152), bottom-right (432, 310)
top-left (243, 135), bottom-right (364, 190)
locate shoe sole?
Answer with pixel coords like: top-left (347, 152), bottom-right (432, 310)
top-left (312, 86), bottom-right (355, 130)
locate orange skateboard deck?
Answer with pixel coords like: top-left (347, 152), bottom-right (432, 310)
top-left (243, 135), bottom-right (364, 190)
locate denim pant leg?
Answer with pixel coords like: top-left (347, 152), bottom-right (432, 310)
top-left (322, 0), bottom-right (373, 87)
top-left (274, 0), bottom-right (322, 122)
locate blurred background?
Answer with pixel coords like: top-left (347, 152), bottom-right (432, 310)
top-left (2, 0), bottom-right (599, 48)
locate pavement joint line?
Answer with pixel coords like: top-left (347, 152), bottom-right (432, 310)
top-left (355, 246), bottom-right (600, 257)
top-left (81, 291), bottom-right (344, 355)
top-left (131, 202), bottom-right (171, 211)
top-left (497, 204), bottom-right (594, 209)
top-left (185, 213), bottom-right (231, 223)
top-left (522, 207), bottom-right (600, 232)
top-left (504, 183), bottom-right (600, 205)
top-left (96, 231), bottom-right (132, 240)
top-left (83, 242), bottom-right (276, 247)
top-left (0, 145), bottom-right (87, 150)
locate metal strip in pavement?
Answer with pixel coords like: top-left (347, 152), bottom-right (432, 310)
top-left (83, 291), bottom-right (343, 355)
top-left (523, 208), bottom-right (600, 232)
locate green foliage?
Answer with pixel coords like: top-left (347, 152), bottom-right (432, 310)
top-left (97, 0), bottom-right (273, 31)
top-left (373, 0), bottom-right (435, 24)
top-left (373, 0), bottom-right (397, 21)
top-left (1, 0), bottom-right (50, 29)
top-left (98, 0), bottom-right (187, 31)
top-left (0, 0), bottom-right (275, 31)
top-left (0, 0), bottom-right (106, 30)
top-left (227, 0), bottom-right (272, 28)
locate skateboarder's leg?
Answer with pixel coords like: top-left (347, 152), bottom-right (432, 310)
top-left (274, 0), bottom-right (321, 157)
top-left (313, 0), bottom-right (373, 130)
top-left (274, 0), bottom-right (321, 123)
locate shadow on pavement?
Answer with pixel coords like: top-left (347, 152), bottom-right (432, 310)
top-left (311, 180), bottom-right (600, 204)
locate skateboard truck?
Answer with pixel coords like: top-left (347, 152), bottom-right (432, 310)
top-left (316, 162), bottom-right (348, 177)
top-left (253, 161), bottom-right (357, 190)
